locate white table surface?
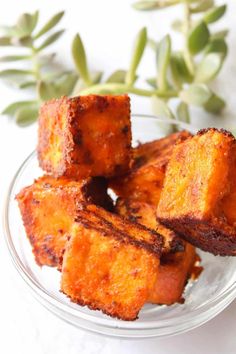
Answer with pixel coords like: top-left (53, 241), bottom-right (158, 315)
top-left (0, 1), bottom-right (236, 353)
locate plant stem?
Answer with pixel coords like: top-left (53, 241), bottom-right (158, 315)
top-left (183, 0), bottom-right (195, 75)
top-left (31, 47), bottom-right (42, 81)
top-left (79, 82), bottom-right (178, 98)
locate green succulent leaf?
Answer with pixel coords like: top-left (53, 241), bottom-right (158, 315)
top-left (2, 100), bottom-right (38, 116)
top-left (19, 81), bottom-right (37, 89)
top-left (157, 34), bottom-right (171, 91)
top-left (151, 95), bottom-right (174, 118)
top-left (132, 0), bottom-right (180, 11)
top-left (15, 106), bottom-right (39, 126)
top-left (31, 11), bottom-right (39, 32)
top-left (176, 102), bottom-right (190, 123)
top-left (91, 71), bottom-right (103, 84)
top-left (106, 70), bottom-right (127, 83)
top-left (34, 11), bottom-right (64, 39)
top-left (195, 53), bottom-right (223, 83)
top-left (54, 72), bottom-right (78, 96)
top-left (151, 95), bottom-right (175, 134)
top-left (170, 52), bottom-right (192, 89)
top-left (188, 21), bottom-right (210, 55)
top-left (190, 0), bottom-right (214, 13)
top-left (125, 27), bottom-right (147, 86)
top-left (0, 54), bottom-right (30, 62)
top-left (72, 33), bottom-right (91, 86)
top-left (0, 69), bottom-right (33, 78)
top-left (146, 77), bottom-right (157, 88)
top-left (0, 22), bottom-right (36, 39)
top-left (37, 29), bottom-right (65, 51)
top-left (16, 11), bottom-right (39, 37)
top-left (180, 83), bottom-right (212, 106)
top-left (37, 81), bottom-right (60, 101)
top-left (0, 6), bottom-right (229, 127)
top-left (205, 38), bottom-right (227, 58)
top-left (14, 35), bottom-right (33, 47)
top-left (204, 93), bottom-right (225, 114)
top-left (132, 1), bottom-right (160, 10)
top-left (0, 37), bottom-right (11, 46)
top-left (204, 5), bottom-right (226, 24)
top-left (211, 29), bottom-right (228, 40)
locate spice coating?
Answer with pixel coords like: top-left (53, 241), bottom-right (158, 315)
top-left (157, 128), bottom-right (236, 256)
top-left (38, 95), bottom-right (132, 179)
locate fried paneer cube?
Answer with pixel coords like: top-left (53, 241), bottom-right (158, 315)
top-left (16, 175), bottom-right (113, 267)
top-left (148, 243), bottom-right (197, 305)
top-left (157, 128), bottom-right (236, 256)
top-left (61, 207), bottom-right (163, 320)
top-left (109, 130), bottom-right (191, 205)
top-left (115, 198), bottom-right (198, 305)
top-left (38, 95), bottom-right (131, 179)
top-left (115, 198), bottom-right (184, 254)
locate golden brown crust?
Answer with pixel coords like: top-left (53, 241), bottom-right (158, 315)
top-left (38, 95), bottom-right (132, 179)
top-left (157, 128), bottom-right (236, 256)
top-left (16, 175), bottom-right (113, 267)
top-left (61, 217), bottom-right (160, 320)
top-left (109, 130), bottom-right (192, 205)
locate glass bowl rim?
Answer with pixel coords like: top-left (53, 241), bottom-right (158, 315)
top-left (3, 114), bottom-right (236, 338)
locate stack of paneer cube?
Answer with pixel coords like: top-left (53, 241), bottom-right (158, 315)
top-left (20, 94), bottom-right (236, 321)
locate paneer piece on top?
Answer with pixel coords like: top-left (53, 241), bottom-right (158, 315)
top-left (115, 198), bottom-right (198, 305)
top-left (157, 128), bottom-right (236, 256)
top-left (16, 175), bottom-right (113, 268)
top-left (109, 130), bottom-right (191, 205)
top-left (38, 95), bottom-right (131, 179)
top-left (61, 204), bottom-right (163, 320)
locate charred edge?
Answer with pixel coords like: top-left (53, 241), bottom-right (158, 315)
top-left (91, 206), bottom-right (164, 255)
top-left (169, 237), bottom-right (185, 253)
top-left (158, 217), bottom-right (236, 256)
top-left (121, 125), bottom-right (129, 135)
top-left (88, 204), bottom-right (161, 236)
top-left (197, 128), bottom-right (235, 140)
top-left (75, 211), bottom-right (162, 257)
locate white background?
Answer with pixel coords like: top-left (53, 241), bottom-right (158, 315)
top-left (0, 1), bottom-right (236, 353)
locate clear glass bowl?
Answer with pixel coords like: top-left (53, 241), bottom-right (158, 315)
top-left (3, 115), bottom-right (236, 339)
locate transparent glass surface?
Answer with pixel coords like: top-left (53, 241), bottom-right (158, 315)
top-left (3, 115), bottom-right (236, 338)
